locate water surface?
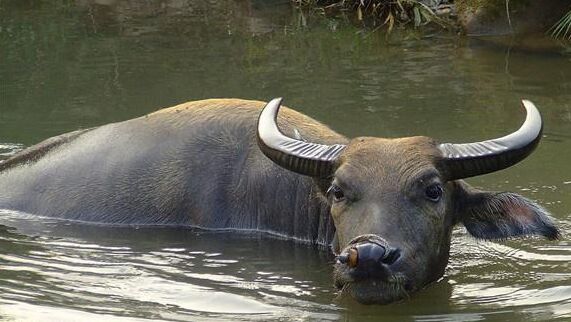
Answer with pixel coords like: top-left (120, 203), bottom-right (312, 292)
top-left (1, 1), bottom-right (570, 321)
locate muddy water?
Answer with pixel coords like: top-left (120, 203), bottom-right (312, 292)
top-left (1, 1), bottom-right (570, 321)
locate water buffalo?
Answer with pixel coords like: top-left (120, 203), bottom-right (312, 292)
top-left (0, 98), bottom-right (559, 304)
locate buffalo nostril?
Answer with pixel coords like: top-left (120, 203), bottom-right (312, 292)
top-left (381, 248), bottom-right (401, 265)
top-left (338, 243), bottom-right (402, 269)
top-left (356, 243), bottom-right (385, 263)
top-left (338, 243), bottom-right (387, 268)
top-left (337, 247), bottom-right (358, 267)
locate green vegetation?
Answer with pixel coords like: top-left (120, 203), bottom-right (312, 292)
top-left (293, 0), bottom-right (447, 31)
top-left (455, 0), bottom-right (530, 20)
top-left (550, 9), bottom-right (571, 40)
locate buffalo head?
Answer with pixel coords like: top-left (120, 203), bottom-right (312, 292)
top-left (257, 98), bottom-right (559, 304)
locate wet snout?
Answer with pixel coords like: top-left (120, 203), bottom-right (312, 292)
top-left (336, 235), bottom-right (402, 280)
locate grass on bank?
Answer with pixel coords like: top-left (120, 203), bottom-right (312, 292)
top-left (550, 9), bottom-right (571, 40)
top-left (293, 0), bottom-right (446, 31)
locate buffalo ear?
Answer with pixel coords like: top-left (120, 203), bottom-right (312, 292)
top-left (459, 189), bottom-right (560, 240)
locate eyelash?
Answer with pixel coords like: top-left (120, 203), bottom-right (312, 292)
top-left (424, 183), bottom-right (443, 202)
top-left (327, 185), bottom-right (345, 202)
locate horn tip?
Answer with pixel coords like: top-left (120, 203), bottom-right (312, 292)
top-left (521, 99), bottom-right (537, 111)
top-left (520, 99), bottom-right (542, 125)
top-left (263, 97), bottom-right (284, 115)
top-left (270, 97), bottom-right (284, 105)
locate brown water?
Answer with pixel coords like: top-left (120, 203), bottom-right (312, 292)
top-left (1, 1), bottom-right (570, 321)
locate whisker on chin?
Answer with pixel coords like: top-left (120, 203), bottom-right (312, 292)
top-left (334, 272), bottom-right (409, 304)
top-left (391, 274), bottom-right (410, 300)
top-left (333, 282), bottom-right (354, 302)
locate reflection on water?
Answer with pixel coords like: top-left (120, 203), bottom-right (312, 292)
top-left (1, 0), bottom-right (571, 321)
top-left (0, 211), bottom-right (338, 321)
top-left (3, 211), bottom-right (568, 321)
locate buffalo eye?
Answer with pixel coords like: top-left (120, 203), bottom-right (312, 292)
top-left (425, 184), bottom-right (443, 202)
top-left (327, 185), bottom-right (345, 202)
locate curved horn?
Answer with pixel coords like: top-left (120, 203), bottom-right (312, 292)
top-left (257, 98), bottom-right (346, 178)
top-left (439, 100), bottom-right (543, 180)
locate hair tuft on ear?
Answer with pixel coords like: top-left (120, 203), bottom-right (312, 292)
top-left (462, 192), bottom-right (560, 241)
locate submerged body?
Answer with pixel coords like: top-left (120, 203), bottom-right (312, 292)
top-left (0, 99), bottom-right (338, 244)
top-left (0, 98), bottom-right (559, 305)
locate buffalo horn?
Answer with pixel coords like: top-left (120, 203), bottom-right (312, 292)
top-left (439, 100), bottom-right (543, 180)
top-left (257, 98), bottom-right (346, 178)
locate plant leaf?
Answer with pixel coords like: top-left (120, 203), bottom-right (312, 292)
top-left (413, 6), bottom-right (421, 27)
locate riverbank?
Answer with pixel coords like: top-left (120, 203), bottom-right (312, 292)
top-left (294, 0), bottom-right (571, 38)
top-left (293, 0), bottom-right (457, 31)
